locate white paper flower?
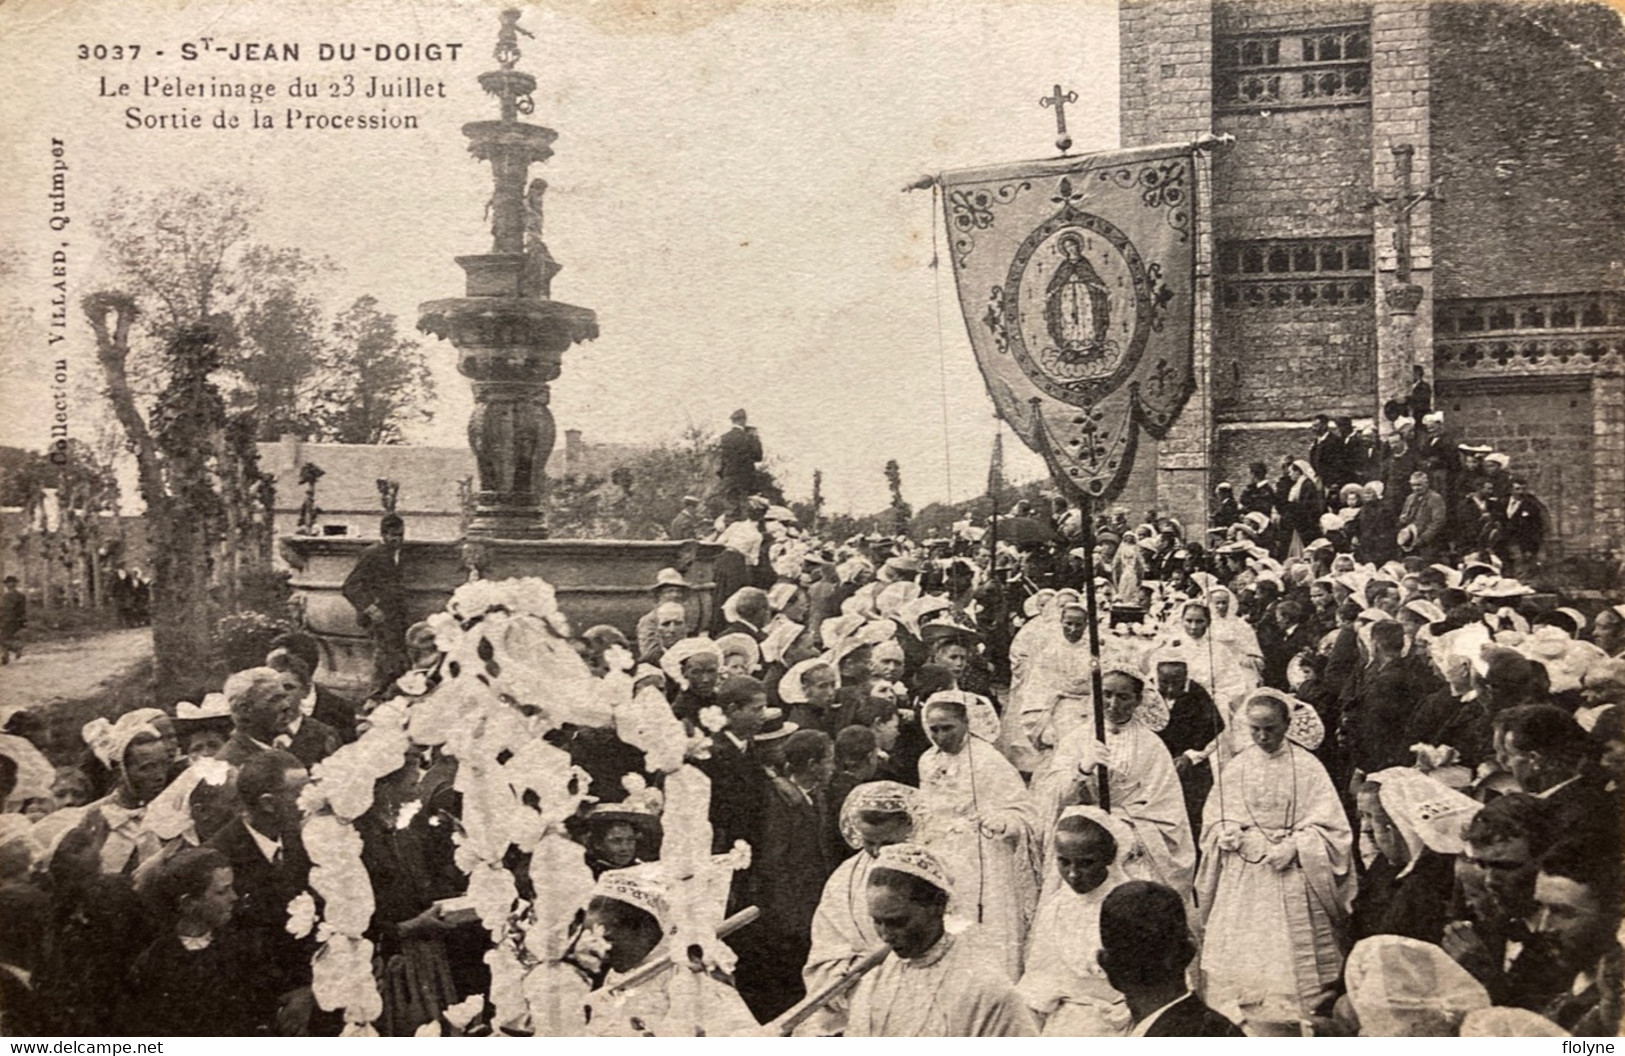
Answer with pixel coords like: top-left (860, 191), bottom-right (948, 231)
top-left (443, 994), bottom-right (486, 1031)
top-left (394, 798), bottom-right (421, 830)
top-left (697, 706), bottom-right (728, 734)
top-left (285, 891), bottom-right (317, 939)
top-left (602, 644), bottom-right (635, 675)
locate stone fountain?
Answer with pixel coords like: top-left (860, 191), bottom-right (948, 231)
top-left (283, 11), bottom-right (720, 694)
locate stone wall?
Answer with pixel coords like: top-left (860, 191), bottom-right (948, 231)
top-left (1120, 0), bottom-right (1213, 148)
top-left (1430, 2), bottom-right (1625, 301)
top-left (1435, 381), bottom-right (1595, 556)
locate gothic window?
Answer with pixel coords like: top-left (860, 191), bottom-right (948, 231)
top-left (1218, 237), bottom-right (1374, 311)
top-left (1215, 25), bottom-right (1371, 112)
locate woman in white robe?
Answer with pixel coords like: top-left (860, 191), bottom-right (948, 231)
top-left (1031, 667), bottom-right (1196, 905)
top-left (916, 697), bottom-right (1042, 981)
top-left (1008, 600), bottom-right (1094, 772)
top-left (1017, 807), bottom-right (1135, 1036)
top-left (801, 781), bottom-right (924, 1035)
top-left (1207, 586), bottom-right (1263, 673)
top-left (1146, 600), bottom-right (1261, 766)
top-left (1197, 688), bottom-right (1355, 1020)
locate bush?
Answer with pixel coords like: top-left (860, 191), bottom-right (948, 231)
top-left (212, 610), bottom-right (296, 673)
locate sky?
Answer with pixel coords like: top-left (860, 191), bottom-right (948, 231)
top-left (0, 0), bottom-right (1121, 514)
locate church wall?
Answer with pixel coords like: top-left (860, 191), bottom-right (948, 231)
top-left (1429, 2), bottom-right (1625, 301)
top-left (1435, 381), bottom-right (1596, 558)
top-left (1119, 0), bottom-right (1621, 559)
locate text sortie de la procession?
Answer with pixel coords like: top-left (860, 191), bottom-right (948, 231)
top-left (90, 39), bottom-right (463, 131)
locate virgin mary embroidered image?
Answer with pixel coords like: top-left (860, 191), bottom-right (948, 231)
top-left (1044, 232), bottom-right (1111, 361)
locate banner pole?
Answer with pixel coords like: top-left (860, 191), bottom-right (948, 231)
top-left (1076, 491), bottom-right (1110, 813)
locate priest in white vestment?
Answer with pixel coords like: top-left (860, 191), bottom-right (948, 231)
top-left (1196, 689), bottom-right (1355, 1019)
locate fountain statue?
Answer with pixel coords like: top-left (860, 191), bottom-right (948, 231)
top-left (281, 11), bottom-right (721, 693)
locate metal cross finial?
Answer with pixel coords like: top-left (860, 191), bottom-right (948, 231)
top-left (1040, 84), bottom-right (1079, 153)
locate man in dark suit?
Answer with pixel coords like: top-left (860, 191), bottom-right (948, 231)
top-left (207, 750), bottom-right (318, 1034)
top-left (264, 650), bottom-right (343, 767)
top-left (0, 574), bottom-right (25, 665)
top-left (1532, 836), bottom-right (1624, 1034)
top-left (342, 513), bottom-right (410, 694)
top-left (718, 586), bottom-right (772, 643)
top-left (1501, 478), bottom-right (1548, 574)
top-left (716, 409), bottom-right (763, 517)
top-left (1342, 621), bottom-right (1442, 781)
top-left (1263, 599), bottom-right (1319, 691)
top-left (1496, 704), bottom-right (1622, 842)
top-left (741, 729), bottom-right (835, 1020)
top-left (1099, 881), bottom-right (1244, 1037)
top-left (694, 676), bottom-right (771, 860)
top-left (217, 667), bottom-right (305, 768)
top-left (270, 631), bottom-right (358, 743)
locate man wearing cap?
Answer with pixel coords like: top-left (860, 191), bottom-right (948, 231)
top-left (845, 843), bottom-right (1037, 1036)
top-left (717, 409), bottom-right (763, 518)
top-left (667, 494), bottom-right (703, 541)
top-left (0, 575), bottom-right (24, 665)
top-left (341, 513), bottom-right (411, 693)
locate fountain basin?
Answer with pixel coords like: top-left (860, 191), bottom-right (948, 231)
top-left (282, 535), bottom-right (723, 696)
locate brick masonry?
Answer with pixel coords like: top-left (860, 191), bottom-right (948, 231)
top-left (1436, 382), bottom-right (1595, 555)
top-left (1430, 2), bottom-right (1625, 300)
top-left (1118, 0), bottom-right (1623, 556)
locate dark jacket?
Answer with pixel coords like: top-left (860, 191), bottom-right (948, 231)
top-left (1142, 993), bottom-right (1245, 1037)
top-left (283, 716), bottom-right (342, 768)
top-left (123, 930), bottom-right (264, 1036)
top-left (694, 735), bottom-right (767, 856)
top-left (207, 817), bottom-right (315, 1000)
top-left (751, 775), bottom-right (832, 938)
top-left (340, 541), bottom-right (406, 628)
top-left (717, 426), bottom-right (763, 489)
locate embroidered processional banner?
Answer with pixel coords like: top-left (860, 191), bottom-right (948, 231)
top-left (941, 143), bottom-right (1199, 501)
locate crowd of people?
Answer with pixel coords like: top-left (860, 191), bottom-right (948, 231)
top-left (0, 408), bottom-right (1619, 1038)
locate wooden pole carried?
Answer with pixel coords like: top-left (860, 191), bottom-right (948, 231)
top-left (603, 906), bottom-right (761, 996)
top-left (766, 946), bottom-right (890, 1036)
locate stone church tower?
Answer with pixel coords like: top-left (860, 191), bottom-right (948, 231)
top-left (1120, 0), bottom-right (1623, 560)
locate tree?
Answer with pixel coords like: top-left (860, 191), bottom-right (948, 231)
top-left (84, 295), bottom-right (274, 699)
top-left (306, 296), bottom-right (435, 444)
top-left (884, 459), bottom-right (912, 536)
top-left (1, 440), bottom-right (121, 614)
top-left (542, 427), bottom-right (786, 539)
